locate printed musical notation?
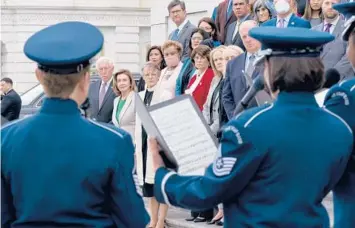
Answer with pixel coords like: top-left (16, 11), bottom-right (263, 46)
top-left (148, 97), bottom-right (217, 176)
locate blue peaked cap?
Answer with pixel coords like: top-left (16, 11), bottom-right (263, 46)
top-left (333, 2), bottom-right (355, 41)
top-left (24, 21), bottom-right (104, 74)
top-left (249, 27), bottom-right (335, 61)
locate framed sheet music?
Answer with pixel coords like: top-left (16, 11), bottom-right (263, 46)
top-left (135, 94), bottom-right (218, 176)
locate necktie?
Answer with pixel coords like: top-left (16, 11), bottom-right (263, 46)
top-left (245, 55), bottom-right (255, 86)
top-left (324, 23), bottom-right (332, 33)
top-left (232, 21), bottom-right (241, 41)
top-left (278, 19), bottom-right (285, 28)
top-left (99, 82), bottom-right (107, 108)
top-left (171, 28), bottom-right (180, 41)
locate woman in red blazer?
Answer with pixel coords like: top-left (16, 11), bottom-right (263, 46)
top-left (185, 45), bottom-right (215, 111)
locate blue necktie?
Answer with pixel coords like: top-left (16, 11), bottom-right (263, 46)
top-left (226, 0), bottom-right (233, 19)
top-left (171, 28), bottom-right (179, 41)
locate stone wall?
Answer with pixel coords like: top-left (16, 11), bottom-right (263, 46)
top-left (1, 4), bottom-right (150, 93)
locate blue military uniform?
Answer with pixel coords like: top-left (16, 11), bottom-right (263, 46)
top-left (1, 22), bottom-right (149, 227)
top-left (323, 3), bottom-right (355, 228)
top-left (153, 27), bottom-right (354, 227)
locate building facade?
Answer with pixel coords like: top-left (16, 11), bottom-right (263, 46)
top-left (1, 0), bottom-right (220, 93)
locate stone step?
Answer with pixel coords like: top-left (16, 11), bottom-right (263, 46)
top-left (165, 208), bottom-right (219, 228)
top-left (145, 193), bottom-right (334, 228)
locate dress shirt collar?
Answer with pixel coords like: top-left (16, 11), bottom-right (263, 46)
top-left (237, 14), bottom-right (250, 23)
top-left (177, 18), bottom-right (188, 31)
top-left (146, 84), bottom-right (157, 92)
top-left (277, 13), bottom-right (293, 25)
top-left (324, 15), bottom-right (340, 33)
top-left (196, 69), bottom-right (207, 78)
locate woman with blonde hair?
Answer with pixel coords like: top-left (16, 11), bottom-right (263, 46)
top-left (111, 69), bottom-right (137, 141)
top-left (201, 45), bottom-right (244, 226)
top-left (202, 46), bottom-right (227, 136)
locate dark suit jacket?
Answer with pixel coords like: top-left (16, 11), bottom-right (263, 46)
top-left (1, 89), bottom-right (21, 122)
top-left (87, 80), bottom-right (116, 123)
top-left (168, 20), bottom-right (196, 60)
top-left (222, 53), bottom-right (261, 119)
top-left (313, 19), bottom-right (353, 79)
top-left (224, 14), bottom-right (254, 50)
top-left (261, 14), bottom-right (311, 28)
top-left (215, 0), bottom-right (237, 44)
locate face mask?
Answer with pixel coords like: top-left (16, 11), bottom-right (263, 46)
top-left (274, 0), bottom-right (290, 14)
top-left (165, 55), bottom-right (180, 67)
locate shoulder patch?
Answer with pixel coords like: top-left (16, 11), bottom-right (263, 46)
top-left (330, 91), bottom-right (350, 106)
top-left (213, 157), bottom-right (237, 177)
top-left (223, 125), bottom-right (243, 145)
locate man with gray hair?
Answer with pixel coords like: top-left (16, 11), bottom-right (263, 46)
top-left (87, 56), bottom-right (116, 123)
top-left (167, 0), bottom-right (196, 60)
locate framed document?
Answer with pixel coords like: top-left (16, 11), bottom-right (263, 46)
top-left (135, 94), bottom-right (218, 176)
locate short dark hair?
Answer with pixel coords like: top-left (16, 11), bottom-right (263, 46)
top-left (351, 29), bottom-right (355, 45)
top-left (188, 28), bottom-right (210, 56)
top-left (145, 45), bottom-right (166, 70)
top-left (198, 17), bottom-right (219, 41)
top-left (1, 77), bottom-right (13, 85)
top-left (191, 45), bottom-right (212, 65)
top-left (168, 0), bottom-right (186, 12)
top-left (267, 56), bottom-right (324, 93)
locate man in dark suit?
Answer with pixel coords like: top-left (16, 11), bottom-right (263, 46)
top-left (87, 57), bottom-right (116, 123)
top-left (167, 0), bottom-right (196, 60)
top-left (224, 0), bottom-right (253, 50)
top-left (261, 0), bottom-right (311, 28)
top-left (312, 0), bottom-right (353, 79)
top-left (215, 0), bottom-right (237, 44)
top-left (0, 77), bottom-right (21, 122)
top-left (222, 20), bottom-right (263, 119)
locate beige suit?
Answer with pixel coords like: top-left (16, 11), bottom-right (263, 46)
top-left (151, 62), bottom-right (183, 104)
top-left (202, 76), bottom-right (222, 136)
top-left (112, 91), bottom-right (136, 142)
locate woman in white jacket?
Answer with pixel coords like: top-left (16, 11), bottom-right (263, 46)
top-left (135, 62), bottom-right (168, 228)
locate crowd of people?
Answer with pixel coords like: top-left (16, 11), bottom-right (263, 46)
top-left (82, 0), bottom-right (354, 226)
top-left (1, 0), bottom-right (355, 227)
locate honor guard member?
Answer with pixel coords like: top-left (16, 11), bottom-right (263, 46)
top-left (323, 2), bottom-right (355, 228)
top-left (1, 22), bottom-right (149, 228)
top-left (149, 27), bottom-right (354, 228)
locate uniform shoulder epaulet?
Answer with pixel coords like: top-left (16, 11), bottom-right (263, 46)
top-left (1, 116), bottom-right (32, 131)
top-left (87, 119), bottom-right (128, 139)
top-left (324, 78), bottom-right (355, 106)
top-left (232, 103), bottom-right (274, 129)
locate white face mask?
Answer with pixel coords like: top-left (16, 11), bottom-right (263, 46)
top-left (274, 0), bottom-right (290, 14)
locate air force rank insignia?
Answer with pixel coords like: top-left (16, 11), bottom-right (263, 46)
top-left (213, 157), bottom-right (237, 177)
